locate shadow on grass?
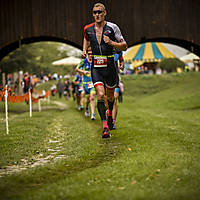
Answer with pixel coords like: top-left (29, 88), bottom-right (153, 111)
top-left (184, 106), bottom-right (200, 111)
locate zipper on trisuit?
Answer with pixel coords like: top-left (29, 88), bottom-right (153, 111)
top-left (99, 45), bottom-right (102, 55)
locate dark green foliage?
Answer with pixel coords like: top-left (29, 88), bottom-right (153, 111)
top-left (159, 58), bottom-right (185, 72)
top-left (0, 42), bottom-right (79, 76)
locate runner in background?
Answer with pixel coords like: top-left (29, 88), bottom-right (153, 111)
top-left (71, 80), bottom-right (76, 101)
top-left (72, 72), bottom-right (84, 110)
top-left (112, 49), bottom-right (125, 129)
top-left (22, 72), bottom-right (32, 94)
top-left (76, 47), bottom-right (96, 120)
top-left (64, 77), bottom-right (71, 101)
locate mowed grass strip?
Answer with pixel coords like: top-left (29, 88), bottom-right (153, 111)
top-left (0, 72), bottom-right (200, 200)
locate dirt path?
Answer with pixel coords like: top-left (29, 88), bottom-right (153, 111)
top-left (51, 100), bottom-right (68, 110)
top-left (0, 100), bottom-right (68, 177)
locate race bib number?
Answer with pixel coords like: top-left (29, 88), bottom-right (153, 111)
top-left (94, 56), bottom-right (107, 68)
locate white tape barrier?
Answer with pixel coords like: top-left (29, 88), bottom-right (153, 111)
top-left (38, 99), bottom-right (41, 112)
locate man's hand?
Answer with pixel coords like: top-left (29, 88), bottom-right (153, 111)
top-left (103, 35), bottom-right (128, 51)
top-left (103, 35), bottom-right (112, 46)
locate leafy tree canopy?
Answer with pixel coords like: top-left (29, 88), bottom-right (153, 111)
top-left (0, 42), bottom-right (81, 76)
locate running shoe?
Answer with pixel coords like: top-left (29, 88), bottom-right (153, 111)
top-left (85, 109), bottom-right (90, 117)
top-left (91, 113), bottom-right (95, 120)
top-left (102, 128), bottom-right (111, 138)
top-left (112, 124), bottom-right (116, 130)
top-left (80, 105), bottom-right (83, 111)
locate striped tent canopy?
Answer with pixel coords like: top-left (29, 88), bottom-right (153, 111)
top-left (124, 42), bottom-right (176, 67)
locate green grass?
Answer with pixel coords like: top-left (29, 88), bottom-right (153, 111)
top-left (0, 72), bottom-right (200, 200)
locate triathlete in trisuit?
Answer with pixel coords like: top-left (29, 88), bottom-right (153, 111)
top-left (82, 2), bottom-right (128, 138)
top-left (76, 47), bottom-right (96, 120)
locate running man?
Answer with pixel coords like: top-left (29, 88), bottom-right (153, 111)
top-left (82, 2), bottom-right (128, 138)
top-left (72, 72), bottom-right (84, 111)
top-left (76, 47), bottom-right (96, 120)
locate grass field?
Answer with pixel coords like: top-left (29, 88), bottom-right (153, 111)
top-left (0, 72), bottom-right (200, 200)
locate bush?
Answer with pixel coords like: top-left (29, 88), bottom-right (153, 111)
top-left (158, 58), bottom-right (185, 73)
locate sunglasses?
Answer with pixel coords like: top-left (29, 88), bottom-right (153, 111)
top-left (88, 53), bottom-right (92, 55)
top-left (93, 10), bottom-right (103, 15)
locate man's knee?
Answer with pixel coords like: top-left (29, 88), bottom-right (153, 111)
top-left (97, 91), bottom-right (105, 99)
top-left (90, 94), bottom-right (95, 101)
top-left (114, 92), bottom-right (119, 99)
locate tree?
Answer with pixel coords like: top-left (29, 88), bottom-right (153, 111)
top-left (158, 58), bottom-right (185, 73)
top-left (0, 42), bottom-right (81, 76)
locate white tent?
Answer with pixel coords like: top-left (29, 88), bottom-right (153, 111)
top-left (180, 53), bottom-right (200, 63)
top-left (52, 56), bottom-right (81, 66)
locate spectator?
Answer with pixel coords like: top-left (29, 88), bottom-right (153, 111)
top-left (56, 79), bottom-right (64, 98)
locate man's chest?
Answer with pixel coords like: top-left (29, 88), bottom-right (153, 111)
top-left (87, 26), bottom-right (114, 41)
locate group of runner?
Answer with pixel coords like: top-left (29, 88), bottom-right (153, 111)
top-left (74, 2), bottom-right (127, 138)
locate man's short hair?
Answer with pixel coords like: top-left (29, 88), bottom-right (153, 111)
top-left (93, 3), bottom-right (105, 10)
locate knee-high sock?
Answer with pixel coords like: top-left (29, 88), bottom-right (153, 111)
top-left (107, 99), bottom-right (114, 116)
top-left (97, 100), bottom-right (106, 121)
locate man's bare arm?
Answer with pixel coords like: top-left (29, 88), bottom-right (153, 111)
top-left (76, 68), bottom-right (89, 76)
top-left (82, 38), bottom-right (90, 58)
top-left (103, 35), bottom-right (128, 51)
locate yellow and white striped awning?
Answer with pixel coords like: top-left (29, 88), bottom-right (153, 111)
top-left (124, 42), bottom-right (176, 67)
